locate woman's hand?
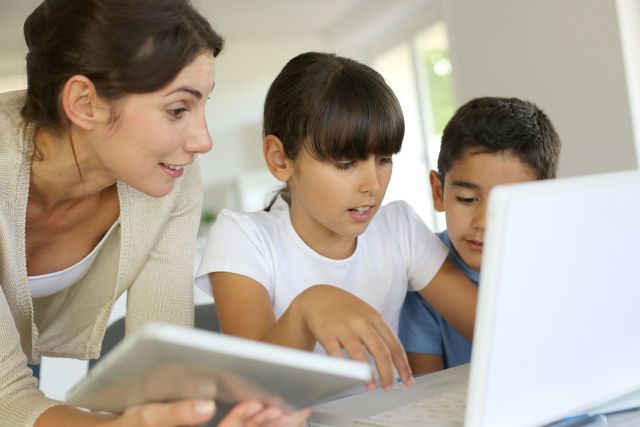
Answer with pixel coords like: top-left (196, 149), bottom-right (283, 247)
top-left (108, 399), bottom-right (309, 427)
top-left (219, 402), bottom-right (310, 427)
top-left (107, 399), bottom-right (215, 426)
top-left (292, 285), bottom-right (413, 390)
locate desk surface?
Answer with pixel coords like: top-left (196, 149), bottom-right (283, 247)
top-left (559, 410), bottom-right (640, 427)
top-left (309, 364), bottom-right (640, 427)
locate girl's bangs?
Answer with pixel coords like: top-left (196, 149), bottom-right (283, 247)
top-left (305, 73), bottom-right (404, 161)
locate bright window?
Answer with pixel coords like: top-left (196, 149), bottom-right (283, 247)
top-left (375, 22), bottom-right (455, 231)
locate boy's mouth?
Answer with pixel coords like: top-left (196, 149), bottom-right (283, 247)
top-left (466, 239), bottom-right (484, 251)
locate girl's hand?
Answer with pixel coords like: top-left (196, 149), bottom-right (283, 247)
top-left (293, 285), bottom-right (413, 390)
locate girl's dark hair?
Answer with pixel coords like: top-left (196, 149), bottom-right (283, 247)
top-left (263, 52), bottom-right (404, 163)
top-left (21, 0), bottom-right (224, 131)
top-left (438, 97), bottom-right (561, 181)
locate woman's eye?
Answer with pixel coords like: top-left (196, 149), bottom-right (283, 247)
top-left (168, 108), bottom-right (188, 119)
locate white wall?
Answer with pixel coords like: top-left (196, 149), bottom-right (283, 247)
top-left (443, 0), bottom-right (638, 177)
top-left (200, 36), bottom-right (332, 212)
top-left (199, 0), bottom-right (439, 214)
top-left (616, 0), bottom-right (640, 170)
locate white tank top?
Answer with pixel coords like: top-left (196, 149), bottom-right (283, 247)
top-left (28, 219), bottom-right (121, 298)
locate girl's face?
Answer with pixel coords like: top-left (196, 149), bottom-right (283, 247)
top-left (91, 52), bottom-right (215, 197)
top-left (287, 149), bottom-right (393, 258)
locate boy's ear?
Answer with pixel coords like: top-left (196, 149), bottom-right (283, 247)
top-left (429, 170), bottom-right (445, 212)
top-left (263, 134), bottom-right (294, 182)
top-left (60, 75), bottom-right (109, 130)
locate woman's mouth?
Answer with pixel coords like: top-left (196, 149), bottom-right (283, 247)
top-left (160, 163), bottom-right (184, 178)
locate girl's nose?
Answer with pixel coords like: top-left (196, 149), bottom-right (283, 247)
top-left (359, 158), bottom-right (382, 195)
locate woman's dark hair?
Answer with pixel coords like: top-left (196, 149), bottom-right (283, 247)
top-left (438, 97), bottom-right (561, 181)
top-left (263, 52), bottom-right (404, 163)
top-left (21, 0), bottom-right (224, 131)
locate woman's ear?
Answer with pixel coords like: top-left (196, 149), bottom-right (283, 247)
top-left (60, 75), bottom-right (109, 130)
top-left (429, 170), bottom-right (446, 212)
top-left (263, 134), bottom-right (294, 182)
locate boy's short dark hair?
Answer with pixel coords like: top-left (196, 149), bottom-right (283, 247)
top-left (437, 97), bottom-right (561, 181)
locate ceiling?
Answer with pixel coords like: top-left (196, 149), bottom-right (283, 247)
top-left (0, 0), bottom-right (436, 76)
top-left (0, 0), bottom-right (370, 74)
top-left (198, 0), bottom-right (365, 37)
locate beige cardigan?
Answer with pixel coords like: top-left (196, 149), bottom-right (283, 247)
top-left (0, 90), bottom-right (201, 426)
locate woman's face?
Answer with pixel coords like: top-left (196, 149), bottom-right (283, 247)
top-left (93, 52), bottom-right (216, 197)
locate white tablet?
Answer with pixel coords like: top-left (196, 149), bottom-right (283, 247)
top-left (66, 323), bottom-right (372, 413)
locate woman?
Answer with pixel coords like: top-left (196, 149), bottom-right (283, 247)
top-left (0, 0), bottom-right (307, 426)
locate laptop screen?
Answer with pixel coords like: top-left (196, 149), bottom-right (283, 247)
top-left (466, 170), bottom-right (640, 427)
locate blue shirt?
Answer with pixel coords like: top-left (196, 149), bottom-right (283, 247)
top-left (398, 231), bottom-right (479, 368)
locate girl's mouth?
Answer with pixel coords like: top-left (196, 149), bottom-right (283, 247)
top-left (349, 206), bottom-right (371, 214)
top-left (348, 205), bottom-right (374, 222)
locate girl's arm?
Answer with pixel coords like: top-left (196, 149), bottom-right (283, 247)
top-left (417, 258), bottom-right (478, 342)
top-left (211, 272), bottom-right (311, 347)
top-left (212, 272), bottom-right (413, 389)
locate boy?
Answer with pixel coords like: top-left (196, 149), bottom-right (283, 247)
top-left (399, 96), bottom-right (561, 374)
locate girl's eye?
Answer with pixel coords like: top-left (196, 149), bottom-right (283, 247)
top-left (456, 196), bottom-right (478, 205)
top-left (377, 156), bottom-right (393, 165)
top-left (168, 108), bottom-right (188, 119)
top-left (336, 161), bottom-right (355, 170)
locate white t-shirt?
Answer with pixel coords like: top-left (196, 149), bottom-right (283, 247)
top-left (195, 196), bottom-right (448, 352)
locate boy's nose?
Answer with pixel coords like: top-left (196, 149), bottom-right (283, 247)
top-left (472, 206), bottom-right (486, 230)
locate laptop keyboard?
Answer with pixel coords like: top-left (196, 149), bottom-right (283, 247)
top-left (368, 390), bottom-right (466, 427)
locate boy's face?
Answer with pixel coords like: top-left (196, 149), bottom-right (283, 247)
top-left (431, 150), bottom-right (536, 271)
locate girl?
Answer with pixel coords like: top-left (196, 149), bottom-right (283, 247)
top-left (196, 52), bottom-right (477, 391)
top-left (1, 0), bottom-right (306, 426)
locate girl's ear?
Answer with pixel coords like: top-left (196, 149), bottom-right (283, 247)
top-left (429, 170), bottom-right (445, 212)
top-left (264, 134), bottom-right (294, 182)
top-left (60, 75), bottom-right (109, 130)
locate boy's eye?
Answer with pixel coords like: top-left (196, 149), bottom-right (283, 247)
top-left (335, 161), bottom-right (355, 170)
top-left (168, 108), bottom-right (188, 119)
top-left (456, 196), bottom-right (478, 205)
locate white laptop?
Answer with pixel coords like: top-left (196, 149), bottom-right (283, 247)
top-left (310, 170), bottom-right (640, 427)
